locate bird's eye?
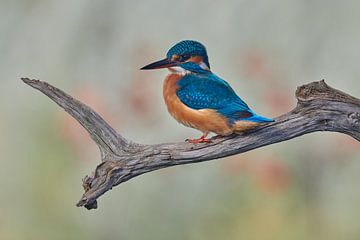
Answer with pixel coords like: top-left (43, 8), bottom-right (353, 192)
top-left (179, 54), bottom-right (191, 62)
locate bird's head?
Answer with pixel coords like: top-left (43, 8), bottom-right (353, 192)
top-left (141, 40), bottom-right (210, 73)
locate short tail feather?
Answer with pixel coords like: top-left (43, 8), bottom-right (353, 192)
top-left (233, 113), bottom-right (274, 132)
top-left (246, 114), bottom-right (274, 123)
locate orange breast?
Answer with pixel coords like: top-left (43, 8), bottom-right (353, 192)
top-left (163, 74), bottom-right (233, 136)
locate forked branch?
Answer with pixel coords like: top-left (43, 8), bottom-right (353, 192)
top-left (22, 78), bottom-right (360, 210)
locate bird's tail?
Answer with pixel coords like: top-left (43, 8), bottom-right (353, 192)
top-left (246, 114), bottom-right (274, 123)
top-left (231, 109), bottom-right (274, 132)
top-left (233, 113), bottom-right (274, 132)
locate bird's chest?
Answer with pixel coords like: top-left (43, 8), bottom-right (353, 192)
top-left (163, 74), bottom-right (193, 127)
top-left (162, 74), bottom-right (232, 135)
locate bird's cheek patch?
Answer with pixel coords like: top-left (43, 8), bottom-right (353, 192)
top-left (171, 55), bottom-right (180, 61)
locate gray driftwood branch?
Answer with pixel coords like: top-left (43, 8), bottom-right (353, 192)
top-left (22, 78), bottom-right (360, 210)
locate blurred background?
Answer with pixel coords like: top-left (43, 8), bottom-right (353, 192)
top-left (1, 0), bottom-right (360, 239)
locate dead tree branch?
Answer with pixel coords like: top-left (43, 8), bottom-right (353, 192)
top-left (22, 78), bottom-right (360, 210)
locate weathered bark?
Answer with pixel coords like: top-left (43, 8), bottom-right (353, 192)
top-left (22, 78), bottom-right (360, 210)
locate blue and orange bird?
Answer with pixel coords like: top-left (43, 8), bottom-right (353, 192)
top-left (141, 40), bottom-right (274, 143)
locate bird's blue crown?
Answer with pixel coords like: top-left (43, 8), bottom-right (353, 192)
top-left (166, 40), bottom-right (210, 69)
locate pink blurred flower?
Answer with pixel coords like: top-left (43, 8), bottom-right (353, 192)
top-left (233, 49), bottom-right (294, 116)
top-left (56, 84), bottom-right (117, 161)
top-left (121, 43), bottom-right (159, 122)
top-left (251, 156), bottom-right (290, 193)
top-left (222, 153), bottom-right (291, 193)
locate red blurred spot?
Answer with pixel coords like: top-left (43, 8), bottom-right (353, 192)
top-left (242, 51), bottom-right (275, 82)
top-left (221, 155), bottom-right (250, 175)
top-left (56, 84), bottom-right (116, 161)
top-left (124, 74), bottom-right (155, 117)
top-left (222, 153), bottom-right (290, 193)
top-left (232, 49), bottom-right (294, 115)
top-left (263, 88), bottom-right (294, 115)
top-left (251, 157), bottom-right (290, 193)
top-left (122, 43), bottom-right (158, 121)
top-left (333, 134), bottom-right (360, 153)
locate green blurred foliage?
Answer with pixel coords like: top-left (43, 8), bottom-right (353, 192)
top-left (0, 0), bottom-right (359, 239)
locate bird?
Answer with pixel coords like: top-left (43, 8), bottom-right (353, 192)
top-left (141, 40), bottom-right (274, 143)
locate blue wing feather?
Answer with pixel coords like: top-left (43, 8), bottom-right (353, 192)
top-left (176, 72), bottom-right (254, 122)
top-left (176, 62), bottom-right (273, 123)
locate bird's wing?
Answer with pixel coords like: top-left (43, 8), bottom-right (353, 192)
top-left (176, 73), bottom-right (253, 121)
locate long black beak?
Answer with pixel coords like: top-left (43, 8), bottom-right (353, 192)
top-left (140, 58), bottom-right (179, 70)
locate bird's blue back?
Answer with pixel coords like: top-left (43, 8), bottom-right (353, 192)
top-left (176, 62), bottom-right (273, 124)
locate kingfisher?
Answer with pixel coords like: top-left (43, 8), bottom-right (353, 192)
top-left (141, 40), bottom-right (274, 143)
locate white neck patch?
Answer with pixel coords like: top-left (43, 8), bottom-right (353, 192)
top-left (199, 61), bottom-right (209, 70)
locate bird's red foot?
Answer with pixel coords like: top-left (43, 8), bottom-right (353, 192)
top-left (185, 136), bottom-right (212, 143)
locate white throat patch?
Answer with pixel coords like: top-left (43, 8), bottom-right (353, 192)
top-left (168, 66), bottom-right (190, 76)
top-left (168, 61), bottom-right (209, 76)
